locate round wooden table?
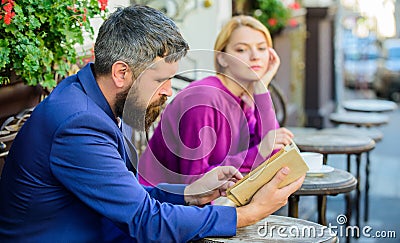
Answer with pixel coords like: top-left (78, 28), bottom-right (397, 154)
top-left (329, 112), bottom-right (389, 128)
top-left (197, 215), bottom-right (337, 243)
top-left (319, 127), bottom-right (383, 143)
top-left (293, 133), bottom-right (375, 156)
top-left (294, 133), bottom-right (375, 226)
top-left (319, 127), bottom-right (383, 223)
top-left (289, 168), bottom-right (357, 226)
top-left (342, 99), bottom-right (398, 113)
top-left (286, 127), bottom-right (318, 137)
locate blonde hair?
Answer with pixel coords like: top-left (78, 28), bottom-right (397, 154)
top-left (214, 15), bottom-right (273, 73)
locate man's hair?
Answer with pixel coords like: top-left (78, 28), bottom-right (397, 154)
top-left (93, 5), bottom-right (189, 78)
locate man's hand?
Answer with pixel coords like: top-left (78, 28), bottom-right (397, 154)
top-left (258, 127), bottom-right (294, 158)
top-left (184, 166), bottom-right (243, 206)
top-left (236, 167), bottom-right (305, 227)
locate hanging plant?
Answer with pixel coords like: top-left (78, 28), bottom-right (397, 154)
top-left (254, 0), bottom-right (301, 34)
top-left (0, 0), bottom-right (108, 88)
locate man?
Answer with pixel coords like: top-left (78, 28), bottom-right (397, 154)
top-left (0, 5), bottom-right (304, 242)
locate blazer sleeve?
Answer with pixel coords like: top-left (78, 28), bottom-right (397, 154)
top-left (49, 112), bottom-right (236, 242)
top-left (142, 184), bottom-right (186, 205)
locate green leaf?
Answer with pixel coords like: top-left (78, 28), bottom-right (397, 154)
top-left (0, 0), bottom-right (107, 88)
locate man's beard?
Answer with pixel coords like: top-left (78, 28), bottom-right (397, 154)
top-left (115, 86), bottom-right (167, 132)
top-left (144, 95), bottom-right (167, 132)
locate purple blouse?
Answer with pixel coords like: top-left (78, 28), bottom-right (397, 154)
top-left (138, 76), bottom-right (279, 186)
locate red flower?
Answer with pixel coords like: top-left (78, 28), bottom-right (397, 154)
top-left (1, 0), bottom-right (15, 25)
top-left (4, 13), bottom-right (11, 25)
top-left (98, 0), bottom-right (108, 11)
top-left (3, 2), bottom-right (12, 12)
top-left (83, 8), bottom-right (87, 22)
top-left (268, 18), bottom-right (278, 27)
top-left (288, 18), bottom-right (298, 27)
top-left (288, 2), bottom-right (301, 10)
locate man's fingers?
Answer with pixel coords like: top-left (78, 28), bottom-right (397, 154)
top-left (280, 175), bottom-right (305, 195)
top-left (218, 166), bottom-right (243, 181)
top-left (218, 180), bottom-right (236, 197)
top-left (269, 167), bottom-right (290, 188)
top-left (222, 181), bottom-right (235, 190)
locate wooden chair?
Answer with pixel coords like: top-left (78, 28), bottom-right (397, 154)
top-left (0, 128), bottom-right (18, 175)
top-left (268, 79), bottom-right (287, 127)
top-left (0, 108), bottom-right (33, 174)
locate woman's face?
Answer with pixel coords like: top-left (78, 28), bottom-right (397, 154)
top-left (219, 26), bottom-right (270, 84)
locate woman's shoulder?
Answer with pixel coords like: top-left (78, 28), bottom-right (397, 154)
top-left (189, 75), bottom-right (220, 85)
top-left (187, 76), bottom-right (223, 90)
top-left (163, 76), bottom-right (241, 116)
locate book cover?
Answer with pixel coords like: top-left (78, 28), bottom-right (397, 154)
top-left (226, 142), bottom-right (309, 206)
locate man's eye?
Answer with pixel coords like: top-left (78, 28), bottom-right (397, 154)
top-left (156, 78), bottom-right (169, 83)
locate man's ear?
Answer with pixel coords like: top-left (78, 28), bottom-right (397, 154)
top-left (111, 61), bottom-right (130, 88)
top-left (216, 53), bottom-right (228, 68)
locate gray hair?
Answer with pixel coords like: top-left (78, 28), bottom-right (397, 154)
top-left (93, 5), bottom-right (189, 78)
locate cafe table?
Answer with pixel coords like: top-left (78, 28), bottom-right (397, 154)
top-left (342, 99), bottom-right (398, 113)
top-left (319, 127), bottom-right (383, 222)
top-left (196, 215), bottom-right (337, 243)
top-left (288, 168), bottom-right (357, 226)
top-left (293, 133), bottom-right (375, 226)
top-left (329, 112), bottom-right (389, 128)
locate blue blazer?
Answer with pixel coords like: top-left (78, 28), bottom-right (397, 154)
top-left (0, 64), bottom-right (236, 242)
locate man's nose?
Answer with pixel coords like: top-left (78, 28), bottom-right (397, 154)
top-left (160, 79), bottom-right (173, 97)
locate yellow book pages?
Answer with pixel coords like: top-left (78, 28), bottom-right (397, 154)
top-left (226, 143), bottom-right (309, 206)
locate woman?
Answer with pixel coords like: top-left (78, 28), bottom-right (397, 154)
top-left (138, 15), bottom-right (293, 186)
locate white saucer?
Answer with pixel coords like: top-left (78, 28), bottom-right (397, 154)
top-left (307, 165), bottom-right (334, 175)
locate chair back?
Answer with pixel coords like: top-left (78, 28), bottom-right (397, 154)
top-left (0, 108), bottom-right (33, 174)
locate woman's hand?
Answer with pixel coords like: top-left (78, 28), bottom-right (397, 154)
top-left (263, 48), bottom-right (280, 87)
top-left (257, 127), bottom-right (294, 158)
top-left (254, 48), bottom-right (281, 94)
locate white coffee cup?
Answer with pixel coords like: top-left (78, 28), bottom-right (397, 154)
top-left (300, 152), bottom-right (323, 172)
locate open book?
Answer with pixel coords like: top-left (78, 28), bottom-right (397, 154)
top-left (226, 142), bottom-right (309, 207)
